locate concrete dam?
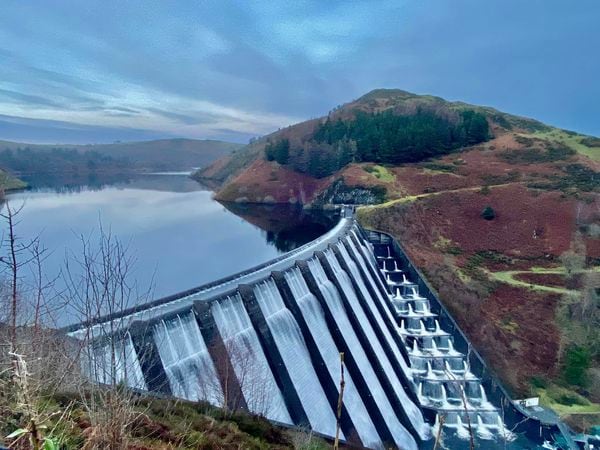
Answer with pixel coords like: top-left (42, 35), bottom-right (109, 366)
top-left (66, 213), bottom-right (562, 449)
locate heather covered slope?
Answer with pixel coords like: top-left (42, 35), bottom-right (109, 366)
top-left (358, 182), bottom-right (599, 430)
top-left (196, 89), bottom-right (598, 205)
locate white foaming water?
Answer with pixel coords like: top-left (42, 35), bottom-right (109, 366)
top-left (85, 332), bottom-right (146, 390)
top-left (211, 294), bottom-right (292, 424)
top-left (353, 227), bottom-right (511, 441)
top-left (477, 415), bottom-right (494, 440)
top-left (284, 267), bottom-right (382, 449)
top-left (345, 238), bottom-right (416, 372)
top-left (308, 258), bottom-right (418, 450)
top-left (153, 312), bottom-right (221, 404)
top-left (329, 246), bottom-right (429, 440)
top-left (351, 229), bottom-right (391, 290)
top-left (254, 279), bottom-right (338, 437)
top-left (455, 416), bottom-right (471, 440)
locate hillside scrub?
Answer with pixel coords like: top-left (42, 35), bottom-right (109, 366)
top-left (499, 145), bottom-right (576, 164)
top-left (481, 206), bottom-right (496, 220)
top-left (528, 164), bottom-right (600, 193)
top-left (563, 346), bottom-right (591, 387)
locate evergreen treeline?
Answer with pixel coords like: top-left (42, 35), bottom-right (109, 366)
top-left (314, 109), bottom-right (489, 164)
top-left (265, 139), bottom-right (290, 164)
top-left (264, 109), bottom-right (490, 178)
top-left (0, 147), bottom-right (133, 174)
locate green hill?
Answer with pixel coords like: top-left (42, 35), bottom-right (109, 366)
top-left (0, 168), bottom-right (27, 191)
top-left (194, 88), bottom-right (598, 205)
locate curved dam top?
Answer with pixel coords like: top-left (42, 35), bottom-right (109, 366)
top-left (66, 209), bottom-right (354, 340)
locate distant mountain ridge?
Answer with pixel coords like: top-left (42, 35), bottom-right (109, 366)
top-left (0, 138), bottom-right (243, 173)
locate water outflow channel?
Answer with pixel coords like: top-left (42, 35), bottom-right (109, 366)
top-left (366, 234), bottom-right (513, 442)
top-left (71, 216), bottom-right (549, 449)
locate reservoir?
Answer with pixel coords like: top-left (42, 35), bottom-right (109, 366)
top-left (3, 172), bottom-right (336, 325)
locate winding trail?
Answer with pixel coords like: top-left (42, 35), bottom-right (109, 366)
top-left (486, 266), bottom-right (600, 295)
top-left (361, 182), bottom-right (524, 210)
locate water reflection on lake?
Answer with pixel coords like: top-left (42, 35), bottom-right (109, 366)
top-left (3, 173), bottom-right (337, 325)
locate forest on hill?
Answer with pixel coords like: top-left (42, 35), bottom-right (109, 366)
top-left (265, 109), bottom-right (490, 178)
top-left (0, 147), bottom-right (132, 175)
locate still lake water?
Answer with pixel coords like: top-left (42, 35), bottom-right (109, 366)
top-left (3, 173), bottom-right (336, 325)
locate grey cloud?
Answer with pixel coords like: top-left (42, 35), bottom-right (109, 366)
top-left (0, 114), bottom-right (174, 144)
top-left (145, 108), bottom-right (220, 126)
top-left (0, 89), bottom-right (63, 108)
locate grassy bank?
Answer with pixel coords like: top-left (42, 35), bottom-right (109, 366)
top-left (1, 391), bottom-right (334, 450)
top-left (0, 169), bottom-right (26, 191)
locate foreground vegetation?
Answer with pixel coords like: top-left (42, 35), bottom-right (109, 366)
top-left (0, 388), bottom-right (331, 450)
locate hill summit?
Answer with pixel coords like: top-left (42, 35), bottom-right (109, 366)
top-left (194, 88), bottom-right (597, 207)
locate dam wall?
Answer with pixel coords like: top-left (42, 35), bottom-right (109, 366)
top-left (67, 214), bottom-right (562, 449)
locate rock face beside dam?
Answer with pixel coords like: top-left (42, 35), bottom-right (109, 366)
top-left (67, 215), bottom-right (560, 449)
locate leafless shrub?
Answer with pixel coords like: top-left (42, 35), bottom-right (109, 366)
top-left (62, 224), bottom-right (153, 449)
top-left (205, 338), bottom-right (246, 416)
top-left (442, 346), bottom-right (475, 450)
top-left (0, 201), bottom-right (76, 447)
top-left (290, 426), bottom-right (325, 450)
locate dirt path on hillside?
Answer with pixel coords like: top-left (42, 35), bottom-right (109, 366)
top-left (486, 266), bottom-right (600, 295)
top-left (363, 181), bottom-right (525, 210)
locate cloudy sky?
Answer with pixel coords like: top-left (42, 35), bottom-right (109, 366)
top-left (1, 0), bottom-right (599, 144)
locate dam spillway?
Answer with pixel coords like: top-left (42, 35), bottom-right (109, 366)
top-left (67, 212), bottom-right (562, 449)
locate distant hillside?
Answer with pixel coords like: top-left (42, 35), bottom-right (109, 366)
top-left (195, 88), bottom-right (598, 205)
top-left (0, 138), bottom-right (243, 173)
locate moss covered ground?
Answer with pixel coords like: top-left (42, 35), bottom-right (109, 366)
top-left (0, 169), bottom-right (26, 191)
top-left (522, 129), bottom-right (600, 161)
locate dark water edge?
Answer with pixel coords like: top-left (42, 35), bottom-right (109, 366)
top-left (220, 201), bottom-right (338, 253)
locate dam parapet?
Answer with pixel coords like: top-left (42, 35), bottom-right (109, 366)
top-left (67, 214), bottom-right (569, 449)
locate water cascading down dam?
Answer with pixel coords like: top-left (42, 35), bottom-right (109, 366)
top-left (66, 211), bottom-right (562, 449)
